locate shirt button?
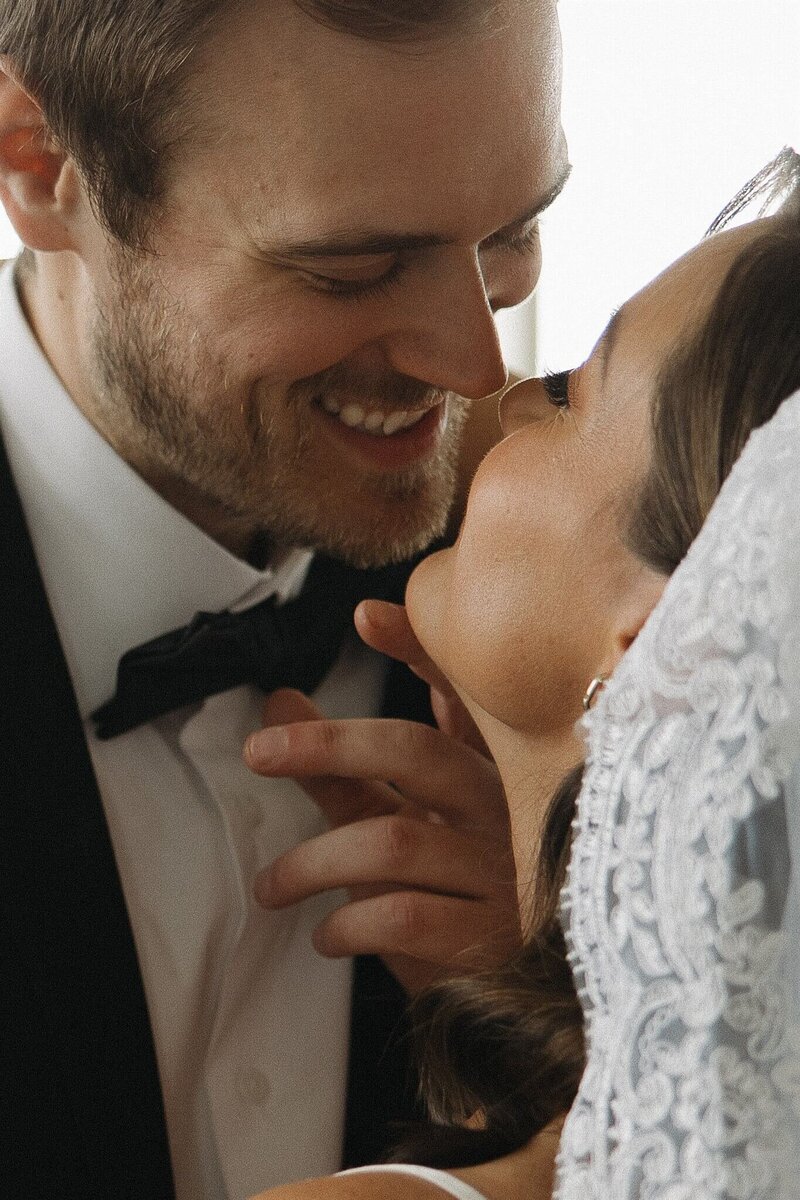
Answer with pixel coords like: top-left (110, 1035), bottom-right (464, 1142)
top-left (237, 1067), bottom-right (271, 1107)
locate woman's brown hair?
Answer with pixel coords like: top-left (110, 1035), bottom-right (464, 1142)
top-left (395, 763), bottom-right (585, 1167)
top-left (630, 152), bottom-right (800, 573)
top-left (399, 148), bottom-right (800, 1167)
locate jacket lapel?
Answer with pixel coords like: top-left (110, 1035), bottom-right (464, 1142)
top-left (0, 437), bottom-right (175, 1196)
top-left (1, 424), bottom-right (435, 1182)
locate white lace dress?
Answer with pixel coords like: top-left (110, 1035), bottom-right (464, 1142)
top-left (556, 389), bottom-right (800, 1199)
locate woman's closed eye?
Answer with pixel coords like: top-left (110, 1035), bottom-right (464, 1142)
top-left (541, 369), bottom-right (572, 409)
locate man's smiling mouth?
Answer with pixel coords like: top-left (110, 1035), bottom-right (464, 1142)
top-left (316, 394), bottom-right (434, 437)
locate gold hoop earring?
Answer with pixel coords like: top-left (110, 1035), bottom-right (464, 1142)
top-left (582, 675), bottom-right (609, 712)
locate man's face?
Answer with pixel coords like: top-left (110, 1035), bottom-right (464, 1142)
top-left (83, 0), bottom-right (567, 566)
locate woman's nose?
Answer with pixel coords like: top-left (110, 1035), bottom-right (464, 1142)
top-left (497, 377), bottom-right (545, 436)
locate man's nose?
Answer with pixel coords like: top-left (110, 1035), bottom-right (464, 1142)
top-left (378, 247), bottom-right (510, 400)
top-left (482, 233), bottom-right (542, 315)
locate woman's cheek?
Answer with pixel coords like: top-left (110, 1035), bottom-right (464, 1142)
top-left (407, 543), bottom-right (507, 713)
top-left (410, 540), bottom-right (534, 724)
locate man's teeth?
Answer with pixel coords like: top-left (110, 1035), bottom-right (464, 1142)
top-left (320, 396), bottom-right (430, 436)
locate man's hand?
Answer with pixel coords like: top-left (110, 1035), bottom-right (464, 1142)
top-left (245, 605), bottom-right (518, 994)
top-left (354, 597), bottom-right (490, 755)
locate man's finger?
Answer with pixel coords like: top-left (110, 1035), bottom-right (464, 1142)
top-left (288, 773), bottom-right (405, 828)
top-left (255, 814), bottom-right (512, 909)
top-left (244, 717), bottom-right (505, 823)
top-left (261, 686), bottom-right (322, 728)
top-left (257, 688), bottom-right (405, 827)
top-left (310, 890), bottom-right (518, 968)
top-left (355, 599), bottom-right (456, 696)
top-left (356, 601), bottom-right (489, 752)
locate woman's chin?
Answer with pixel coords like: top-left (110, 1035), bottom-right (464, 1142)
top-left (405, 543), bottom-right (452, 664)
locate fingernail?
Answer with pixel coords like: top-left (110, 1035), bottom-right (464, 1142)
top-left (354, 600), bottom-right (374, 626)
top-left (246, 726), bottom-right (289, 766)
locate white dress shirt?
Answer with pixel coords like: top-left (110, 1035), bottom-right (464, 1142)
top-left (0, 261), bottom-right (387, 1200)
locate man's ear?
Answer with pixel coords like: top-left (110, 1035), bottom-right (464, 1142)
top-left (602, 565), bottom-right (667, 677)
top-left (0, 59), bottom-right (81, 252)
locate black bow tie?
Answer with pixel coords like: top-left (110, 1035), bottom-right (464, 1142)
top-left (92, 554), bottom-right (409, 739)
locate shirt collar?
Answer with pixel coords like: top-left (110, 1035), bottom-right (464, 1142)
top-left (0, 260), bottom-right (312, 718)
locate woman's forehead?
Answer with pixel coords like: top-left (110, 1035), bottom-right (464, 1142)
top-left (600, 221), bottom-right (767, 402)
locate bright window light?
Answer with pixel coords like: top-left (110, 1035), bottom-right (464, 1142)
top-left (497, 0), bottom-right (798, 376)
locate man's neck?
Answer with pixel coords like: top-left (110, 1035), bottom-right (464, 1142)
top-left (18, 250), bottom-right (94, 423)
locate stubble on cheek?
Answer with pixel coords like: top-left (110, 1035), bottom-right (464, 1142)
top-left (88, 255), bottom-right (469, 566)
top-left (256, 378), bottom-right (469, 566)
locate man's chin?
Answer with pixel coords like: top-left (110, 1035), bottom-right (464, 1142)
top-left (309, 503), bottom-right (452, 570)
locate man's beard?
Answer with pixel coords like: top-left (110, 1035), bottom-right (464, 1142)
top-left (89, 255), bottom-right (468, 568)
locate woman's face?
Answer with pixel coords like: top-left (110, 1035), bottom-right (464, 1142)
top-left (407, 222), bottom-right (762, 739)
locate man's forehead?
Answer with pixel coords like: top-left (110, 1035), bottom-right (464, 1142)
top-left (191, 0), bottom-right (561, 164)
top-left (199, 1), bottom-right (554, 99)
top-left (176, 0), bottom-right (564, 251)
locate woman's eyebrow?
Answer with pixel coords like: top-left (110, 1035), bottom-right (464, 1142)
top-left (258, 162), bottom-right (574, 261)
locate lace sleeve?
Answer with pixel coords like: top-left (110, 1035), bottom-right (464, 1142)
top-left (556, 389), bottom-right (800, 1200)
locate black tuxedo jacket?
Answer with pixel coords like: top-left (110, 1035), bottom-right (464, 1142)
top-left (0, 437), bottom-right (427, 1197)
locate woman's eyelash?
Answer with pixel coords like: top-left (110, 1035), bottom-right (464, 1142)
top-left (541, 369), bottom-right (572, 408)
top-left (309, 260), bottom-right (408, 302)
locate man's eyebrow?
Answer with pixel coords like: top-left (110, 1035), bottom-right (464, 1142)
top-left (261, 161), bottom-right (573, 261)
top-left (482, 161), bottom-right (573, 248)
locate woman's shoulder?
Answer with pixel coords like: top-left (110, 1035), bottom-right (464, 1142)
top-left (249, 1125), bottom-right (563, 1200)
top-left (249, 1167), bottom-right (472, 1200)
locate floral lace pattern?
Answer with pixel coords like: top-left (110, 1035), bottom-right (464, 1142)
top-left (556, 390), bottom-right (800, 1199)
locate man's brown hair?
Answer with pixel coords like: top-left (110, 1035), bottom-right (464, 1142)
top-left (0, 0), bottom-right (488, 247)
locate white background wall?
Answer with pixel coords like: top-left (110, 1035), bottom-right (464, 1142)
top-left (497, 0), bottom-right (800, 375)
top-left (1, 2), bottom-right (797, 378)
